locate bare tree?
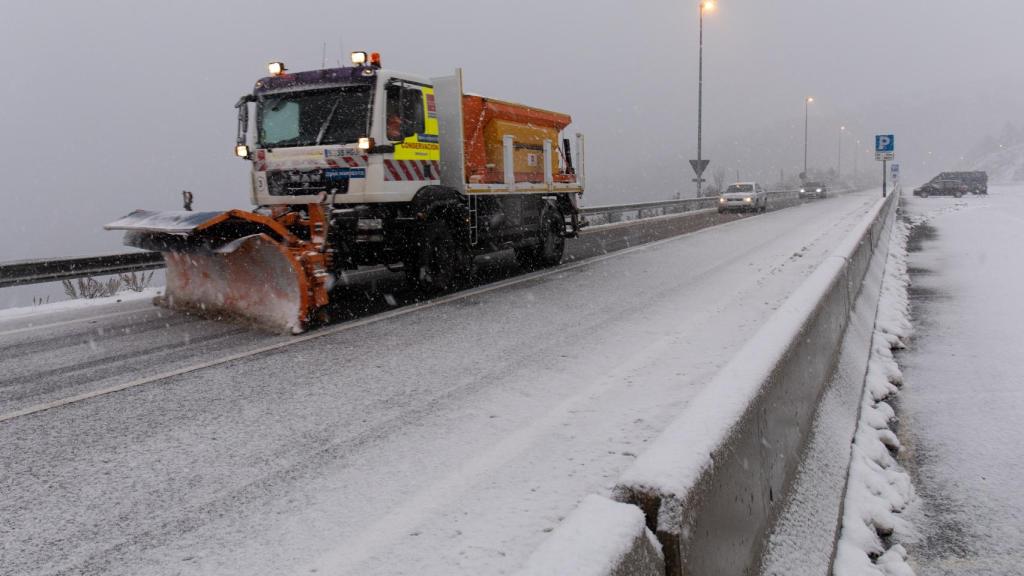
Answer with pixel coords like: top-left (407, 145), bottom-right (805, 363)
top-left (710, 167), bottom-right (727, 196)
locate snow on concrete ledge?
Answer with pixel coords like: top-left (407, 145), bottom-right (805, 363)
top-left (514, 495), bottom-right (663, 576)
top-left (618, 194), bottom-right (890, 500)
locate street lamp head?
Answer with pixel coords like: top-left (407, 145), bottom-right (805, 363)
top-left (840, 125), bottom-right (846, 131)
top-left (806, 96), bottom-right (814, 103)
top-left (701, 0), bottom-right (716, 11)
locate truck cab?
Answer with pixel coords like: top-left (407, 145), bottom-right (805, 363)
top-left (237, 61), bottom-right (440, 206)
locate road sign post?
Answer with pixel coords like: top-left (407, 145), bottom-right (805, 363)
top-left (690, 159), bottom-right (710, 196)
top-left (882, 159), bottom-right (887, 198)
top-left (875, 134), bottom-right (895, 197)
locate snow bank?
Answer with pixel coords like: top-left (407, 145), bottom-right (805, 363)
top-left (0, 287), bottom-right (161, 322)
top-left (514, 495), bottom-right (663, 576)
top-left (833, 217), bottom-right (916, 576)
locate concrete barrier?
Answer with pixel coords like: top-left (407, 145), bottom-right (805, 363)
top-left (613, 190), bottom-right (898, 576)
top-left (521, 189), bottom-right (899, 576)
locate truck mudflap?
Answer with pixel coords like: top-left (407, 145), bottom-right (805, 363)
top-left (106, 208), bottom-right (331, 333)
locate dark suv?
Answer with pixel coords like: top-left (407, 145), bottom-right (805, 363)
top-left (932, 171), bottom-right (988, 195)
top-left (914, 179), bottom-right (968, 198)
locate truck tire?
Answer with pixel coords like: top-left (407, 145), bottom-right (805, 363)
top-left (536, 211), bottom-right (566, 266)
top-left (920, 191), bottom-right (929, 198)
top-left (515, 211), bottom-right (565, 269)
top-left (405, 222), bottom-right (471, 293)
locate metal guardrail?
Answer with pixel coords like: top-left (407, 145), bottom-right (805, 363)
top-left (0, 252), bottom-right (165, 288)
top-left (580, 189), bottom-right (806, 226)
top-left (0, 188), bottom-right (841, 289)
top-left (580, 197), bottom-right (718, 226)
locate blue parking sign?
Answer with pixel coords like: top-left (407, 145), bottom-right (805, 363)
top-left (875, 134), bottom-right (894, 153)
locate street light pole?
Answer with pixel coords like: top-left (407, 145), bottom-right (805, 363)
top-left (855, 139), bottom-right (860, 179)
top-left (803, 96), bottom-right (813, 180)
top-left (838, 125), bottom-right (845, 178)
top-left (696, 1), bottom-right (713, 197)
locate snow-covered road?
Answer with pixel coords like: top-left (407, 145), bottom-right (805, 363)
top-left (1, 191), bottom-right (878, 576)
top-left (899, 187), bottom-right (1024, 575)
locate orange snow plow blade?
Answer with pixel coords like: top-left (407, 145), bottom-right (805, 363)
top-left (161, 234), bottom-right (308, 333)
top-left (106, 208), bottom-right (330, 333)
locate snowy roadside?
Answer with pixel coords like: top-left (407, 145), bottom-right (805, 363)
top-left (0, 287), bottom-right (162, 322)
top-left (833, 212), bottom-right (917, 576)
top-left (895, 188), bottom-right (1024, 575)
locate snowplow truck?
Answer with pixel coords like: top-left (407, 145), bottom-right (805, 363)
top-left (107, 53), bottom-right (585, 333)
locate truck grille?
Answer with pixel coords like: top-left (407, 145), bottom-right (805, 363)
top-left (267, 170), bottom-right (351, 197)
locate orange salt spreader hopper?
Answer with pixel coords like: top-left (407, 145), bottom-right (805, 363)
top-left (461, 95), bottom-right (574, 185)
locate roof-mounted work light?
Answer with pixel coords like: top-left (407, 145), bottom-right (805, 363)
top-left (351, 51), bottom-right (367, 65)
top-left (267, 61), bottom-right (286, 76)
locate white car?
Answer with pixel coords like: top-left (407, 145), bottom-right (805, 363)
top-left (718, 182), bottom-right (767, 213)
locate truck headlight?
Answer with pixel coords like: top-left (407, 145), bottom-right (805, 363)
top-left (358, 137), bottom-right (374, 150)
top-left (816, 188), bottom-right (822, 192)
top-left (744, 197), bottom-right (752, 202)
top-left (719, 197), bottom-right (726, 203)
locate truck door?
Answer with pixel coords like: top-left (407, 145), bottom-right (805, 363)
top-left (385, 82), bottom-right (441, 172)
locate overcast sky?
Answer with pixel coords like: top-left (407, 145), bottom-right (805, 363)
top-left (1, 0), bottom-right (1022, 262)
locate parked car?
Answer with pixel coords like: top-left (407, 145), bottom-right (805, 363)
top-left (719, 182), bottom-right (768, 213)
top-left (930, 171), bottom-right (988, 195)
top-left (913, 179), bottom-right (968, 198)
top-left (799, 181), bottom-right (828, 199)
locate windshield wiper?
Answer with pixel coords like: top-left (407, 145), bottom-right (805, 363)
top-left (315, 91), bottom-right (348, 145)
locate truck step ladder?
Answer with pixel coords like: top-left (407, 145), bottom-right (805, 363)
top-left (468, 194), bottom-right (479, 246)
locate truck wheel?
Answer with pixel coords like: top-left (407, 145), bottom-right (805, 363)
top-left (515, 211), bottom-right (565, 269)
top-left (406, 223), bottom-right (458, 293)
top-left (920, 191), bottom-right (929, 198)
top-left (536, 211), bottom-right (566, 266)
top-left (954, 191), bottom-right (963, 198)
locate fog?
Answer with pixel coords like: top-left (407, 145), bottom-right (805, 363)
top-left (2, 0), bottom-right (1022, 262)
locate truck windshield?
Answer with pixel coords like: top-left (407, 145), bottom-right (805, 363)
top-left (258, 85), bottom-right (372, 148)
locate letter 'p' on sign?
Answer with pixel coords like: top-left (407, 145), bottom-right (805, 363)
top-left (875, 134), bottom-right (895, 161)
top-left (875, 134), bottom-right (894, 153)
